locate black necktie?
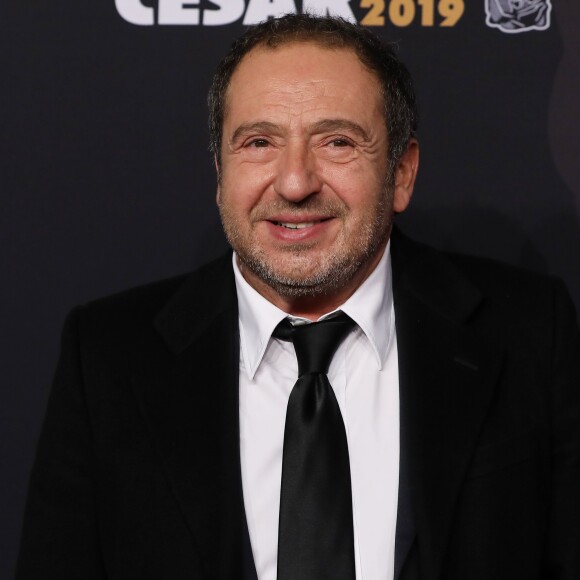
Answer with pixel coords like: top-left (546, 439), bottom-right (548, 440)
top-left (274, 313), bottom-right (356, 580)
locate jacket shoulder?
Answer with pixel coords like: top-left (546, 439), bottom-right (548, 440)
top-left (71, 254), bottom-right (233, 348)
top-left (391, 229), bottom-right (576, 331)
top-left (447, 251), bottom-right (559, 293)
top-left (395, 229), bottom-right (566, 301)
top-left (444, 251), bottom-right (573, 319)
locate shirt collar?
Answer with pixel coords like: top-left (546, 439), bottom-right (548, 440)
top-left (233, 256), bottom-right (289, 380)
top-left (233, 241), bottom-right (394, 379)
top-left (338, 241), bottom-right (394, 371)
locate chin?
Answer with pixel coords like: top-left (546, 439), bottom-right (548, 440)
top-left (240, 250), bottom-right (364, 299)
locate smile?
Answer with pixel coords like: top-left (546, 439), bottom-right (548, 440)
top-left (271, 217), bottom-right (332, 230)
top-left (275, 221), bottom-right (317, 229)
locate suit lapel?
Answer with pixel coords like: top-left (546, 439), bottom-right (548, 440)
top-left (391, 231), bottom-right (504, 580)
top-left (131, 255), bottom-right (250, 579)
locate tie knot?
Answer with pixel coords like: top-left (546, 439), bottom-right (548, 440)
top-left (273, 312), bottom-right (355, 376)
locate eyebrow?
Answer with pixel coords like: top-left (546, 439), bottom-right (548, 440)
top-left (308, 119), bottom-right (370, 142)
top-left (230, 118), bottom-right (371, 144)
top-left (230, 121), bottom-right (282, 144)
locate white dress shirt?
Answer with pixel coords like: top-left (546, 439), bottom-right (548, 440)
top-left (234, 243), bottom-right (400, 580)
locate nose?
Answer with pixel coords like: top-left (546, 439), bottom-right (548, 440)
top-left (273, 140), bottom-right (322, 202)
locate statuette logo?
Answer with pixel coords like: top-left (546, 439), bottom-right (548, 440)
top-left (485, 0), bottom-right (551, 33)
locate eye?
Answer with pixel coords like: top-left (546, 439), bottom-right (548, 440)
top-left (328, 138), bottom-right (353, 148)
top-left (317, 135), bottom-right (357, 162)
top-left (247, 138), bottom-right (270, 148)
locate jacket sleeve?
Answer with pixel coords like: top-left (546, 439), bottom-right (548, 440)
top-left (16, 308), bottom-right (107, 579)
top-left (547, 279), bottom-right (580, 579)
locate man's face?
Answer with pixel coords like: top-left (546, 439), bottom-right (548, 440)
top-left (217, 42), bottom-right (410, 301)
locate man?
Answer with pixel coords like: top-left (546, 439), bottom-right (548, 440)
top-left (17, 14), bottom-right (580, 580)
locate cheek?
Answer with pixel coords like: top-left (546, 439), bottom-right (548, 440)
top-left (221, 161), bottom-right (274, 206)
top-left (325, 166), bottom-right (386, 210)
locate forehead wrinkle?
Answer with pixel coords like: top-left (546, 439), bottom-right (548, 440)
top-left (269, 79), bottom-right (340, 104)
top-left (228, 81), bottom-right (323, 122)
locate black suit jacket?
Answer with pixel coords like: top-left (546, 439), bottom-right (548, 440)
top-left (17, 230), bottom-right (580, 579)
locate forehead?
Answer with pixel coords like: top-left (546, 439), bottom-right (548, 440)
top-left (223, 42), bottom-right (384, 125)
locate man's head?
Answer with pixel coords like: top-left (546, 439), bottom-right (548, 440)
top-left (209, 14), bottom-right (419, 317)
top-left (208, 13), bottom-right (418, 176)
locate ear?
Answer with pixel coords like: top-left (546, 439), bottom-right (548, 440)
top-left (214, 155), bottom-right (221, 205)
top-left (393, 139), bottom-right (419, 214)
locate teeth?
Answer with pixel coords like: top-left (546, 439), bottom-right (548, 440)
top-left (277, 222), bottom-right (316, 229)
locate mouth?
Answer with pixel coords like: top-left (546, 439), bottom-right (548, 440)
top-left (274, 221), bottom-right (317, 230)
top-left (270, 217), bottom-right (332, 230)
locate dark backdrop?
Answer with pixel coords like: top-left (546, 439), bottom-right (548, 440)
top-left (2, 1), bottom-right (579, 576)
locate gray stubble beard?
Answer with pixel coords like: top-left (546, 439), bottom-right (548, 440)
top-left (218, 185), bottom-right (393, 298)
